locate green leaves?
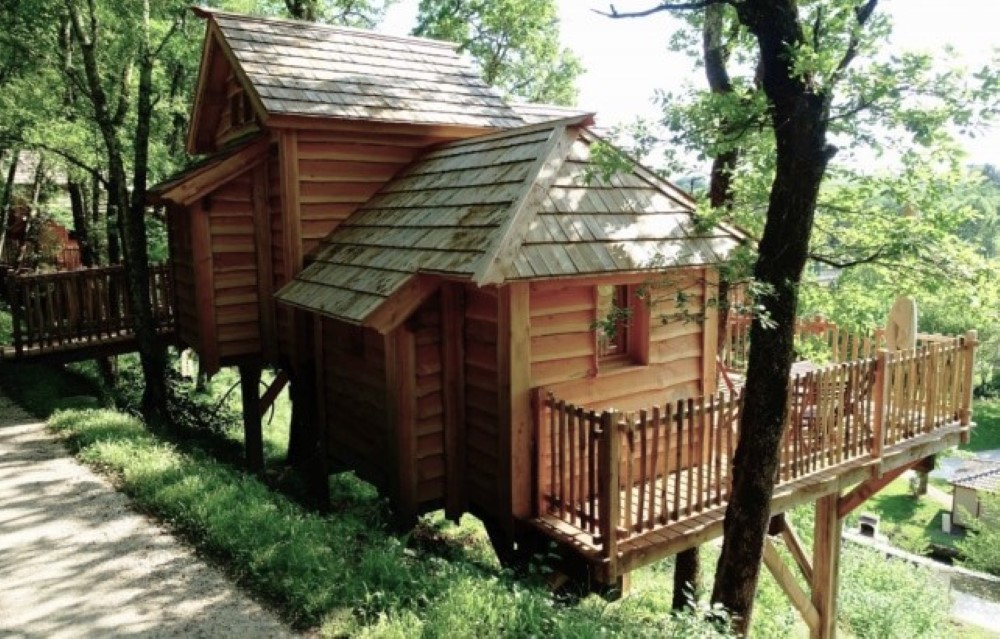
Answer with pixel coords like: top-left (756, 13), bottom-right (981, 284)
top-left (413, 0), bottom-right (582, 105)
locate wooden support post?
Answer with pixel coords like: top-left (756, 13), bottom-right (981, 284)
top-left (258, 370), bottom-right (289, 415)
top-left (497, 282), bottom-right (532, 540)
top-left (701, 267), bottom-right (720, 394)
top-left (251, 163), bottom-right (276, 363)
top-left (871, 349), bottom-right (887, 464)
top-left (836, 461), bottom-right (915, 519)
top-left (441, 284), bottom-right (467, 521)
top-left (763, 538), bottom-right (819, 635)
top-left (811, 494), bottom-right (842, 639)
top-left (780, 517), bottom-right (814, 585)
top-left (386, 325), bottom-right (418, 529)
top-left (239, 362), bottom-right (264, 473)
top-left (598, 410), bottom-right (620, 582)
top-left (960, 330), bottom-right (978, 444)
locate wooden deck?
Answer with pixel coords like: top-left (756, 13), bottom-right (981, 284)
top-left (528, 330), bottom-right (977, 584)
top-left (2, 264), bottom-right (175, 364)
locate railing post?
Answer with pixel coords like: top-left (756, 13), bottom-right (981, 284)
top-left (7, 275), bottom-right (23, 356)
top-left (532, 387), bottom-right (546, 518)
top-left (598, 410), bottom-right (620, 579)
top-left (960, 330), bottom-right (978, 444)
top-left (872, 349), bottom-right (887, 463)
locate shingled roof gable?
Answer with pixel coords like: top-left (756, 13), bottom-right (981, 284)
top-left (187, 8), bottom-right (523, 152)
top-left (275, 117), bottom-right (744, 327)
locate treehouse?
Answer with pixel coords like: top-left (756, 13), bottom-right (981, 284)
top-left (1, 10), bottom-right (980, 638)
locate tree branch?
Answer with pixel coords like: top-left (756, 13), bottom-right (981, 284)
top-left (829, 0), bottom-right (879, 86)
top-left (594, 1), bottom-right (730, 19)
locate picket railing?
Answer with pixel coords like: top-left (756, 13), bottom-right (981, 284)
top-left (5, 263), bottom-right (173, 356)
top-left (534, 331), bottom-right (977, 565)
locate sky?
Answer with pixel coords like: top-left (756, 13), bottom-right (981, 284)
top-left (380, 0), bottom-right (1000, 166)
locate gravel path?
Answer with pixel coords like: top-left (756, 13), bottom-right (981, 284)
top-left (0, 392), bottom-right (296, 638)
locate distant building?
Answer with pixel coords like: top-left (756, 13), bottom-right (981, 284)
top-left (950, 460), bottom-right (1000, 528)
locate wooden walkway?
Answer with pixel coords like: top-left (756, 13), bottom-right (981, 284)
top-left (2, 265), bottom-right (175, 364)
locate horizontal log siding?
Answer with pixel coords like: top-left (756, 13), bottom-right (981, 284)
top-left (208, 174), bottom-right (260, 358)
top-left (167, 206), bottom-right (198, 349)
top-left (529, 269), bottom-right (706, 412)
top-left (323, 317), bottom-right (390, 491)
top-left (412, 293), bottom-right (446, 507)
top-left (465, 284), bottom-right (500, 516)
top-left (294, 130), bottom-right (420, 258)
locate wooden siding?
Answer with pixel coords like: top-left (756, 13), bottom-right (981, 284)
top-left (465, 284), bottom-right (500, 516)
top-left (294, 130), bottom-right (421, 258)
top-left (412, 293), bottom-right (446, 507)
top-left (167, 205), bottom-right (198, 349)
top-left (322, 317), bottom-right (389, 489)
top-left (529, 269), bottom-right (708, 412)
top-left (269, 146), bottom-right (292, 362)
top-left (207, 173), bottom-right (260, 359)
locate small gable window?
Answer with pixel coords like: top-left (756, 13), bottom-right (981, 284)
top-left (229, 90), bottom-right (254, 128)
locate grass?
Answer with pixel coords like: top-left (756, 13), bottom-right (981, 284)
top-left (964, 400), bottom-right (1000, 453)
top-left (0, 360), bottom-right (104, 417)
top-left (46, 407), bottom-right (740, 638)
top-left (844, 477), bottom-right (961, 554)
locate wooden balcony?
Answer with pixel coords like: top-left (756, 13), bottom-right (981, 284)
top-left (528, 330), bottom-right (977, 584)
top-left (2, 264), bottom-right (175, 363)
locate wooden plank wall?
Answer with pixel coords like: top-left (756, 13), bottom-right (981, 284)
top-left (167, 206), bottom-right (198, 349)
top-left (464, 284), bottom-right (501, 517)
top-left (268, 147), bottom-right (292, 362)
top-left (207, 173), bottom-right (261, 359)
top-left (529, 269), bottom-right (707, 412)
top-left (412, 293), bottom-right (446, 508)
top-left (321, 317), bottom-right (389, 490)
top-left (293, 130), bottom-right (424, 258)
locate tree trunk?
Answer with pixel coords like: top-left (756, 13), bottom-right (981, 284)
top-left (90, 171), bottom-right (103, 263)
top-left (710, 2), bottom-right (835, 633)
top-left (68, 180), bottom-right (96, 266)
top-left (0, 148), bottom-right (19, 262)
top-left (672, 548), bottom-right (701, 609)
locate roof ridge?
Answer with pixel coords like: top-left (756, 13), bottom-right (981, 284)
top-left (192, 6), bottom-right (459, 50)
top-left (472, 124), bottom-right (579, 285)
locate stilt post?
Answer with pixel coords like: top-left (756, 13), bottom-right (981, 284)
top-left (811, 494), bottom-right (842, 639)
top-left (239, 362), bottom-right (264, 473)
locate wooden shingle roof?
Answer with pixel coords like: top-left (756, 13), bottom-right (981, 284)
top-left (275, 117), bottom-right (743, 326)
top-left (199, 9), bottom-right (524, 131)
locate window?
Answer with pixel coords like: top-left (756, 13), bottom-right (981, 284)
top-left (597, 284), bottom-right (629, 361)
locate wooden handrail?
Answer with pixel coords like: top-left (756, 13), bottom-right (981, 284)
top-left (5, 263), bottom-right (173, 354)
top-left (534, 331), bottom-right (976, 548)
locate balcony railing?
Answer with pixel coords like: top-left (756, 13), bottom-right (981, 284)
top-left (532, 330), bottom-right (976, 569)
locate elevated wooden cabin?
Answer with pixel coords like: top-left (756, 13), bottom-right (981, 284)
top-left (150, 9), bottom-right (524, 374)
top-left (147, 12), bottom-right (980, 637)
top-left (275, 115), bottom-right (743, 546)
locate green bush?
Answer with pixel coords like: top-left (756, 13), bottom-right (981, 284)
top-left (958, 490), bottom-right (1000, 576)
top-left (838, 546), bottom-right (949, 638)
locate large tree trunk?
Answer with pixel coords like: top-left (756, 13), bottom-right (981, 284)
top-left (710, 2), bottom-right (834, 633)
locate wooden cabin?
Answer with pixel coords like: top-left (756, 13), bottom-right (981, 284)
top-left (150, 8), bottom-right (524, 374)
top-left (275, 116), bottom-right (743, 544)
top-left (148, 11), bottom-right (980, 637)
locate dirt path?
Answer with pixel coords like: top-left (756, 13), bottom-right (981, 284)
top-left (0, 392), bottom-right (296, 638)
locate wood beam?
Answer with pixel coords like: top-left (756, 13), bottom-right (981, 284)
top-left (781, 517), bottom-right (814, 585)
top-left (239, 362), bottom-right (264, 473)
top-left (190, 200), bottom-right (220, 374)
top-left (811, 494), bottom-right (842, 639)
top-left (701, 267), bottom-right (719, 395)
top-left (258, 370), bottom-right (289, 415)
top-left (837, 460), bottom-right (917, 519)
top-left (252, 162), bottom-right (277, 363)
top-left (763, 538), bottom-right (819, 635)
top-left (364, 276), bottom-right (440, 335)
top-left (385, 325), bottom-right (418, 528)
top-left (441, 284), bottom-right (467, 520)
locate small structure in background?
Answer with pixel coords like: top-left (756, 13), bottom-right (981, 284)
top-left (950, 461), bottom-right (1000, 528)
top-left (857, 513), bottom-right (881, 538)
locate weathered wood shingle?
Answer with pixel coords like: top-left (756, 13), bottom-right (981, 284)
top-left (276, 118), bottom-right (744, 325)
top-left (208, 11), bottom-right (524, 129)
